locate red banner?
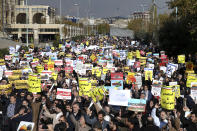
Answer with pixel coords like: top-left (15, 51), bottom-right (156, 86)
top-left (111, 72), bottom-right (123, 80)
top-left (65, 67), bottom-right (73, 74)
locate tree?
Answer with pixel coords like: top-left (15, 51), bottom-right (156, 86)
top-left (158, 0), bottom-right (197, 56)
top-left (168, 0), bottom-right (197, 42)
top-left (159, 19), bottom-right (192, 56)
top-left (97, 23), bottom-right (110, 35)
top-left (128, 19), bottom-right (155, 43)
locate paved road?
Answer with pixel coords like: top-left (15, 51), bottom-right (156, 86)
top-left (0, 38), bottom-right (22, 49)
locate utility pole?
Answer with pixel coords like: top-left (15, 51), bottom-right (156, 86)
top-left (26, 0), bottom-right (28, 46)
top-left (2, 0), bottom-right (4, 36)
top-left (176, 7), bottom-right (178, 22)
top-left (74, 3), bottom-right (79, 35)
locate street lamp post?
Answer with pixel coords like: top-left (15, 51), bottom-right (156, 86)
top-left (26, 0), bottom-right (28, 46)
top-left (74, 3), bottom-right (79, 35)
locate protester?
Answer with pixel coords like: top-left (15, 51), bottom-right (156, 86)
top-left (0, 36), bottom-right (197, 131)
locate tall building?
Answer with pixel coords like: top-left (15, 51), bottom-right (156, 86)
top-left (0, 0), bottom-right (84, 43)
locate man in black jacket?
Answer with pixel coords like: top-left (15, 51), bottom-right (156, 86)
top-left (141, 116), bottom-right (160, 131)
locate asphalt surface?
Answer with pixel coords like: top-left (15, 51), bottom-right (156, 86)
top-left (0, 38), bottom-right (22, 49)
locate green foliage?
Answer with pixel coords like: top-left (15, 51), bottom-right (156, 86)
top-left (71, 35), bottom-right (85, 42)
top-left (159, 19), bottom-right (192, 56)
top-left (128, 19), bottom-right (155, 43)
top-left (158, 0), bottom-right (197, 56)
top-left (98, 23), bottom-right (110, 35)
top-left (0, 48), bottom-right (9, 58)
top-left (53, 34), bottom-right (60, 47)
top-left (19, 45), bottom-right (29, 52)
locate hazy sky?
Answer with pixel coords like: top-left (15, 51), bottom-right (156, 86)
top-left (28, 0), bottom-right (170, 18)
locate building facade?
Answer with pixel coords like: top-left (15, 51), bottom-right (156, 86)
top-left (0, 0), bottom-right (84, 44)
top-left (131, 11), bottom-right (150, 22)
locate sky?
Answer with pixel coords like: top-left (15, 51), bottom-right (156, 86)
top-left (28, 0), bottom-right (170, 18)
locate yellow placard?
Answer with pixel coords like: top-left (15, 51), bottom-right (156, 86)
top-left (178, 55), bottom-right (185, 63)
top-left (186, 75), bottom-right (197, 87)
top-left (13, 70), bottom-right (22, 76)
top-left (103, 67), bottom-right (109, 75)
top-left (161, 87), bottom-right (175, 110)
top-left (14, 80), bottom-right (28, 89)
top-left (43, 60), bottom-right (48, 63)
top-left (59, 44), bottom-right (62, 49)
top-left (86, 41), bottom-right (89, 46)
top-left (52, 72), bottom-right (58, 80)
top-left (8, 75), bottom-right (20, 84)
top-left (90, 54), bottom-right (97, 62)
top-left (136, 50), bottom-right (140, 58)
top-left (36, 65), bottom-right (44, 73)
top-left (0, 84), bottom-right (12, 94)
top-left (78, 78), bottom-right (91, 97)
top-left (0, 59), bottom-right (5, 65)
top-left (28, 75), bottom-right (41, 93)
top-left (51, 47), bottom-right (55, 50)
top-left (91, 79), bottom-right (97, 88)
top-left (139, 57), bottom-right (147, 65)
top-left (145, 69), bottom-right (153, 81)
top-left (48, 61), bottom-right (55, 71)
top-left (127, 52), bottom-right (133, 60)
top-left (33, 58), bottom-right (39, 62)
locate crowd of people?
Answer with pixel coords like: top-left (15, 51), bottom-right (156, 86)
top-left (0, 36), bottom-right (197, 131)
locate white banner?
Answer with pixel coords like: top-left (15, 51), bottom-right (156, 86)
top-left (108, 89), bottom-right (130, 106)
top-left (56, 88), bottom-right (71, 100)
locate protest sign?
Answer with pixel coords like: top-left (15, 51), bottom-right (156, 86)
top-left (161, 87), bottom-right (175, 110)
top-left (186, 75), bottom-right (197, 87)
top-left (0, 84), bottom-right (12, 94)
top-left (5, 55), bottom-right (12, 61)
top-left (178, 55), bottom-right (185, 63)
top-left (90, 86), bottom-right (105, 102)
top-left (56, 88), bottom-right (71, 100)
top-left (65, 67), bottom-right (73, 74)
top-left (135, 74), bottom-right (142, 89)
top-left (0, 69), bottom-right (3, 80)
top-left (151, 80), bottom-right (162, 96)
top-left (41, 70), bottom-right (52, 77)
top-left (14, 80), bottom-right (28, 89)
top-left (17, 121), bottom-right (34, 131)
top-left (36, 65), bottom-right (44, 73)
top-left (139, 57), bottom-right (147, 65)
top-left (111, 72), bottom-right (123, 80)
top-left (90, 54), bottom-right (97, 62)
top-left (111, 80), bottom-right (123, 90)
top-left (108, 89), bottom-right (130, 106)
top-left (13, 70), bottom-right (22, 76)
top-left (28, 75), bottom-right (41, 93)
top-left (128, 99), bottom-right (146, 112)
top-left (191, 82), bottom-right (197, 100)
top-left (31, 61), bottom-right (39, 68)
top-left (126, 72), bottom-right (136, 84)
top-left (144, 68), bottom-right (153, 81)
top-left (127, 52), bottom-right (133, 60)
top-left (136, 50), bottom-right (140, 58)
top-left (47, 61), bottom-right (54, 71)
top-left (40, 74), bottom-right (49, 80)
top-left (0, 59), bottom-right (5, 66)
top-left (78, 78), bottom-right (91, 96)
top-left (54, 60), bottom-right (63, 66)
top-left (8, 75), bottom-right (20, 84)
top-left (166, 63), bottom-right (178, 77)
top-left (9, 46), bottom-right (15, 55)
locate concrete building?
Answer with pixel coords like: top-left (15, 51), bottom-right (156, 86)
top-left (131, 11), bottom-right (151, 22)
top-left (0, 0), bottom-right (84, 44)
